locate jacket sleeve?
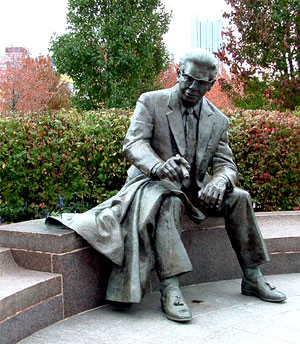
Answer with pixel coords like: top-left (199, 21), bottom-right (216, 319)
top-left (122, 93), bottom-right (164, 176)
top-left (212, 117), bottom-right (239, 188)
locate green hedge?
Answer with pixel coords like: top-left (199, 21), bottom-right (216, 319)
top-left (0, 110), bottom-right (130, 223)
top-left (224, 108), bottom-right (300, 211)
top-left (0, 108), bottom-right (299, 224)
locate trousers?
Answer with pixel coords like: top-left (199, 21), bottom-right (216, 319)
top-left (154, 187), bottom-right (270, 280)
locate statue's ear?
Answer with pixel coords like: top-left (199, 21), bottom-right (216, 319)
top-left (177, 68), bottom-right (181, 82)
top-left (207, 80), bottom-right (216, 91)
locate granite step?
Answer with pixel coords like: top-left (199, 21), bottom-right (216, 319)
top-left (0, 247), bottom-right (63, 344)
top-left (0, 220), bottom-right (111, 319)
top-left (0, 212), bottom-right (299, 323)
top-left (19, 273), bottom-right (300, 344)
top-left (0, 212), bottom-right (299, 343)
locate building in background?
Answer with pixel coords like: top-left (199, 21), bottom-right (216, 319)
top-left (191, 16), bottom-right (223, 53)
top-left (0, 47), bottom-right (27, 70)
top-left (5, 47), bottom-right (27, 56)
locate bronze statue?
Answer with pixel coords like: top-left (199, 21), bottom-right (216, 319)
top-left (47, 48), bottom-right (286, 322)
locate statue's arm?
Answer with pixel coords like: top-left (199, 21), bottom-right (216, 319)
top-left (123, 93), bottom-right (164, 176)
top-left (198, 117), bottom-right (239, 208)
top-left (211, 118), bottom-right (239, 188)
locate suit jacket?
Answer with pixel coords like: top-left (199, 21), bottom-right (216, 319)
top-left (123, 85), bottom-right (238, 190)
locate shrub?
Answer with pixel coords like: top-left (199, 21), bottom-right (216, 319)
top-left (232, 79), bottom-right (275, 110)
top-left (0, 108), bottom-right (299, 223)
top-left (225, 108), bottom-right (300, 211)
top-left (0, 109), bottom-right (131, 222)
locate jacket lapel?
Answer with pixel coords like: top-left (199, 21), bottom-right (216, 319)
top-left (166, 87), bottom-right (186, 156)
top-left (165, 90), bottom-right (215, 161)
top-left (196, 97), bottom-right (215, 165)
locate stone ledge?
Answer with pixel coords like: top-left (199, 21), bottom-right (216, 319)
top-left (0, 219), bottom-right (87, 253)
top-left (0, 211), bottom-right (299, 318)
top-left (6, 246), bottom-right (111, 319)
top-left (1, 211), bottom-right (298, 255)
top-left (152, 211), bottom-right (300, 292)
top-left (183, 211), bottom-right (300, 234)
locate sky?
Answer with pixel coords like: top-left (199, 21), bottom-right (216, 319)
top-left (0, 0), bottom-right (228, 60)
top-left (163, 0), bottom-right (228, 60)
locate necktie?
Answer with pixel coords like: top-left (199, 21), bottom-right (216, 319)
top-left (182, 108), bottom-right (197, 190)
top-left (184, 107), bottom-right (197, 165)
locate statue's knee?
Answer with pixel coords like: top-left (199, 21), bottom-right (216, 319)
top-left (231, 187), bottom-right (252, 203)
top-left (162, 196), bottom-right (184, 215)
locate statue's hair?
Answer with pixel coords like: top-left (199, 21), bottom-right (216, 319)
top-left (179, 48), bottom-right (218, 82)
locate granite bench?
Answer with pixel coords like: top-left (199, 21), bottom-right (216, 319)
top-left (0, 211), bottom-right (299, 322)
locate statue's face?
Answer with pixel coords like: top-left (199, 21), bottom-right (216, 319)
top-left (177, 60), bottom-right (214, 106)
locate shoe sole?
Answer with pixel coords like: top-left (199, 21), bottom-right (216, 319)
top-left (161, 306), bottom-right (192, 322)
top-left (242, 289), bottom-right (286, 303)
top-left (164, 311), bottom-right (192, 322)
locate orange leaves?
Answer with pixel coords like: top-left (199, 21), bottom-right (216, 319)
top-left (206, 78), bottom-right (233, 109)
top-left (156, 62), bottom-right (178, 89)
top-left (226, 108), bottom-right (300, 211)
top-left (0, 51), bottom-right (71, 115)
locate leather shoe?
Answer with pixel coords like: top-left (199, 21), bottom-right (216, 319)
top-left (241, 276), bottom-right (286, 302)
top-left (161, 286), bottom-right (192, 322)
top-left (107, 301), bottom-right (132, 309)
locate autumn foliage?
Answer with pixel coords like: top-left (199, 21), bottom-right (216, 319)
top-left (0, 51), bottom-right (71, 115)
top-left (156, 62), bottom-right (178, 89)
top-left (1, 108), bottom-right (298, 223)
top-left (218, 0), bottom-right (300, 110)
top-left (225, 108), bottom-right (300, 211)
top-left (206, 65), bottom-right (232, 109)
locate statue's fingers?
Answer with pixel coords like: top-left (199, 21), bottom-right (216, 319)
top-left (198, 188), bottom-right (206, 201)
top-left (204, 192), bottom-right (214, 207)
top-left (202, 187), bottom-right (214, 206)
top-left (164, 164), bottom-right (179, 181)
top-left (209, 190), bottom-right (219, 208)
top-left (180, 164), bottom-right (189, 179)
top-left (215, 188), bottom-right (226, 208)
top-left (168, 158), bottom-right (180, 170)
top-left (174, 155), bottom-right (189, 168)
top-left (169, 160), bottom-right (183, 177)
top-left (180, 158), bottom-right (190, 168)
top-left (175, 156), bottom-right (190, 170)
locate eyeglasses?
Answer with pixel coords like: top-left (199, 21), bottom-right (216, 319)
top-left (180, 69), bottom-right (212, 87)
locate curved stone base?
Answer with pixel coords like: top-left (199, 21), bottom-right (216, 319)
top-left (0, 211), bottom-right (299, 343)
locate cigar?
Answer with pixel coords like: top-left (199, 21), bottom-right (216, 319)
top-left (180, 164), bottom-right (190, 179)
top-left (175, 154), bottom-right (190, 179)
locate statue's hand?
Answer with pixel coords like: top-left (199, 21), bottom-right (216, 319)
top-left (198, 175), bottom-right (228, 209)
top-left (153, 156), bottom-right (190, 183)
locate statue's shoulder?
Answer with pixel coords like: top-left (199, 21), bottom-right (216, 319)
top-left (138, 86), bottom-right (175, 104)
top-left (203, 97), bottom-right (228, 123)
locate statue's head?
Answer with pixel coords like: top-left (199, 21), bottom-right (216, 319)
top-left (177, 48), bottom-right (218, 106)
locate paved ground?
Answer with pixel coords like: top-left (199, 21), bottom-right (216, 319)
top-left (20, 273), bottom-right (300, 344)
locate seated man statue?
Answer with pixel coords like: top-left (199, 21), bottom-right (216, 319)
top-left (47, 48), bottom-right (286, 322)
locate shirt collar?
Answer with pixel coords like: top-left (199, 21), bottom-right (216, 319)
top-left (178, 98), bottom-right (202, 118)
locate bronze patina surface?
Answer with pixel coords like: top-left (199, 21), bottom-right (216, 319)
top-left (47, 48), bottom-right (286, 322)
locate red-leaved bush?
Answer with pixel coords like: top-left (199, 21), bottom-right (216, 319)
top-left (225, 108), bottom-right (299, 211)
top-left (0, 108), bottom-right (298, 223)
